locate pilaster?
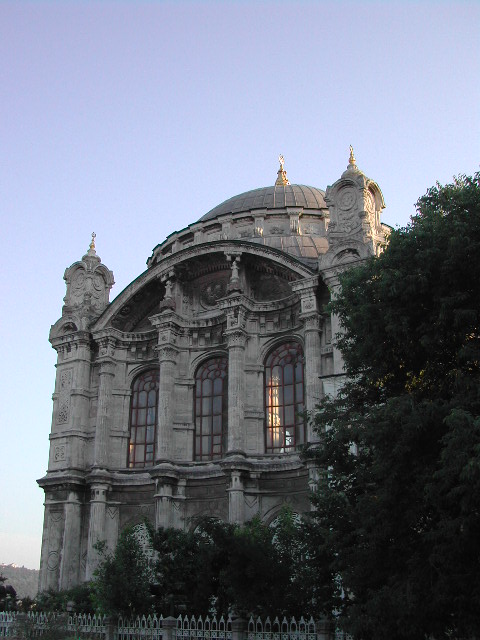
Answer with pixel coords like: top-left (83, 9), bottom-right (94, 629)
top-left (223, 301), bottom-right (248, 454)
top-left (85, 480), bottom-right (110, 581)
top-left (59, 488), bottom-right (82, 589)
top-left (150, 309), bottom-right (185, 462)
top-left (93, 339), bottom-right (116, 468)
top-left (292, 277), bottom-right (323, 441)
top-left (321, 273), bottom-right (345, 376)
top-left (227, 470), bottom-right (245, 524)
top-left (151, 466), bottom-right (180, 530)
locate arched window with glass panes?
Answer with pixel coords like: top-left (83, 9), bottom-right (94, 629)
top-left (194, 357), bottom-right (228, 461)
top-left (128, 370), bottom-right (159, 468)
top-left (265, 342), bottom-right (305, 453)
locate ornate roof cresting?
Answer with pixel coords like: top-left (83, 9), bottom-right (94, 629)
top-left (275, 154), bottom-right (290, 186)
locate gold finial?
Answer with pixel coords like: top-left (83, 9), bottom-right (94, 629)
top-left (349, 145), bottom-right (356, 166)
top-left (89, 231), bottom-right (96, 252)
top-left (275, 154), bottom-right (290, 186)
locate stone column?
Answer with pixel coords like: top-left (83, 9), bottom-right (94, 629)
top-left (154, 477), bottom-right (175, 529)
top-left (324, 276), bottom-right (345, 375)
top-left (156, 346), bottom-right (178, 460)
top-left (149, 311), bottom-right (181, 462)
top-left (171, 479), bottom-right (186, 529)
top-left (38, 499), bottom-right (63, 592)
top-left (303, 313), bottom-right (322, 409)
top-left (227, 470), bottom-right (245, 524)
top-left (59, 489), bottom-right (82, 589)
top-left (292, 277), bottom-right (323, 442)
top-left (94, 350), bottom-right (116, 468)
top-left (70, 335), bottom-right (92, 435)
top-left (225, 328), bottom-right (247, 453)
top-left (85, 482), bottom-right (109, 580)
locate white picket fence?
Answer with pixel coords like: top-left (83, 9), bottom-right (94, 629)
top-left (0, 611), bottom-right (337, 640)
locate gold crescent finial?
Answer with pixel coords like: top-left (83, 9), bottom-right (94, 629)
top-left (349, 145), bottom-right (356, 166)
top-left (89, 232), bottom-right (96, 252)
top-left (275, 154), bottom-right (290, 186)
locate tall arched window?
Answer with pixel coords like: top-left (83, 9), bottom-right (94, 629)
top-left (128, 370), bottom-right (159, 468)
top-left (265, 342), bottom-right (305, 453)
top-left (194, 357), bottom-right (228, 461)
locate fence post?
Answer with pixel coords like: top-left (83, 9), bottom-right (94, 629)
top-left (104, 615), bottom-right (116, 640)
top-left (12, 612), bottom-right (25, 639)
top-left (163, 615), bottom-right (178, 640)
top-left (231, 617), bottom-right (247, 640)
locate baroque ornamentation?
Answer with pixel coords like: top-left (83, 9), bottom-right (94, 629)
top-left (200, 279), bottom-right (228, 308)
top-left (56, 368), bottom-right (73, 424)
top-left (54, 444), bottom-right (66, 462)
top-left (339, 188), bottom-right (356, 211)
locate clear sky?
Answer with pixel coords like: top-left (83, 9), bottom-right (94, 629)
top-left (0, 0), bottom-right (478, 570)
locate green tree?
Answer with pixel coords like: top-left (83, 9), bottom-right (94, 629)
top-left (151, 524), bottom-right (213, 615)
top-left (0, 574), bottom-right (17, 611)
top-left (35, 583), bottom-right (94, 613)
top-left (308, 173), bottom-right (480, 639)
top-left (150, 512), bottom-right (328, 618)
top-left (91, 527), bottom-right (152, 617)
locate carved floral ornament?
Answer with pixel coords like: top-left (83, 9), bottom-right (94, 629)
top-left (225, 329), bottom-right (248, 347)
top-left (98, 336), bottom-right (116, 358)
top-left (155, 345), bottom-right (179, 361)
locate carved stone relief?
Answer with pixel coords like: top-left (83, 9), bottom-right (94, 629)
top-left (56, 368), bottom-right (73, 424)
top-left (54, 444), bottom-right (66, 462)
top-left (200, 279), bottom-right (228, 308)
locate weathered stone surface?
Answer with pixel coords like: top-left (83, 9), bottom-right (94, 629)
top-left (38, 157), bottom-right (388, 590)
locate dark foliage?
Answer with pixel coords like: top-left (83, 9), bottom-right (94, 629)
top-left (151, 511), bottom-right (329, 618)
top-left (307, 173), bottom-right (480, 639)
top-left (35, 583), bottom-right (95, 613)
top-left (91, 528), bottom-right (152, 616)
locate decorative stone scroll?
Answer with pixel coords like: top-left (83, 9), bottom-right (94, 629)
top-left (63, 236), bottom-right (114, 315)
top-left (56, 368), bottom-right (73, 424)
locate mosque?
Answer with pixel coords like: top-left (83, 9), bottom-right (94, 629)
top-left (38, 150), bottom-right (388, 591)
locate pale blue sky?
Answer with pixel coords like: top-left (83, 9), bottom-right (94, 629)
top-left (0, 0), bottom-right (478, 570)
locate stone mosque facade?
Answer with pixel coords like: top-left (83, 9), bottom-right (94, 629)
top-left (38, 151), bottom-right (388, 591)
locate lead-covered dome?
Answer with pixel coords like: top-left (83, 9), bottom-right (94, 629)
top-left (148, 159), bottom-right (331, 269)
top-left (200, 183), bottom-right (327, 222)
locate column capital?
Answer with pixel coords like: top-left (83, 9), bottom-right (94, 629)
top-left (302, 312), bottom-right (322, 332)
top-left (97, 336), bottom-right (117, 360)
top-left (291, 274), bottom-right (319, 295)
top-left (154, 344), bottom-right (179, 362)
top-left (225, 328), bottom-right (247, 348)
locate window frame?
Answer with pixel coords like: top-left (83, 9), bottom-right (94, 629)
top-left (127, 369), bottom-right (159, 468)
top-left (264, 341), bottom-right (305, 454)
top-left (194, 356), bottom-right (228, 461)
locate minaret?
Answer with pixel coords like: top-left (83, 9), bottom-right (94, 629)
top-left (323, 146), bottom-right (387, 261)
top-left (38, 235), bottom-right (114, 591)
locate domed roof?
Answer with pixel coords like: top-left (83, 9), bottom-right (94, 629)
top-left (199, 183), bottom-right (327, 222)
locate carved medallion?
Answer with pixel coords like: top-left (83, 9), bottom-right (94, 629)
top-left (339, 188), bottom-right (356, 211)
top-left (200, 279), bottom-right (228, 308)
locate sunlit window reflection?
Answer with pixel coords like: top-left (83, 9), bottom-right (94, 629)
top-left (265, 343), bottom-right (304, 453)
